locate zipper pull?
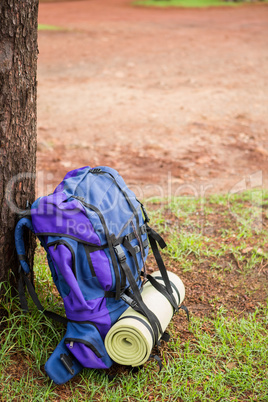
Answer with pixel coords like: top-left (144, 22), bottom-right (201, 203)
top-left (90, 168), bottom-right (102, 174)
top-left (54, 244), bottom-right (58, 251)
top-left (69, 341), bottom-right (74, 348)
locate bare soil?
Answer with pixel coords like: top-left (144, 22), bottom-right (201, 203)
top-left (37, 0), bottom-right (268, 199)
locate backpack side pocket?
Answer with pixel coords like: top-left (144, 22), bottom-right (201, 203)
top-left (64, 322), bottom-right (113, 369)
top-left (45, 338), bottom-right (83, 385)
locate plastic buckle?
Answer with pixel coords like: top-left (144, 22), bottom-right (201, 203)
top-left (114, 244), bottom-right (126, 263)
top-left (143, 238), bottom-right (149, 248)
top-left (133, 245), bottom-right (140, 254)
top-left (120, 292), bottom-right (138, 309)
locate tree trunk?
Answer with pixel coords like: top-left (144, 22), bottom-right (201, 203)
top-left (0, 0), bottom-right (39, 290)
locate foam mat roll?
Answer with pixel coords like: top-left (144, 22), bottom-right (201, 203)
top-left (104, 270), bottom-right (185, 367)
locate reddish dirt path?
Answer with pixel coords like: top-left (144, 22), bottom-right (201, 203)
top-left (37, 0), bottom-right (268, 199)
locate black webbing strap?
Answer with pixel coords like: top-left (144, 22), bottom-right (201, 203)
top-left (127, 365), bottom-right (143, 374)
top-left (110, 173), bottom-right (143, 252)
top-left (147, 226), bottom-right (166, 249)
top-left (113, 243), bottom-right (162, 344)
top-left (72, 195), bottom-right (122, 301)
top-left (120, 264), bottom-right (127, 294)
top-left (130, 221), bottom-right (147, 280)
top-left (143, 238), bottom-right (149, 249)
top-left (146, 225), bottom-right (178, 308)
top-left (161, 331), bottom-right (170, 343)
top-left (18, 271), bottom-right (29, 313)
top-left (149, 354), bottom-right (163, 372)
top-left (110, 234), bottom-right (126, 297)
top-left (104, 233), bottom-right (148, 299)
top-left (137, 200), bottom-right (150, 224)
top-left (123, 237), bottom-right (140, 275)
top-left (105, 238), bottom-right (122, 300)
top-left (146, 274), bottom-right (178, 313)
top-left (153, 276), bottom-right (181, 305)
top-left (106, 236), bottom-right (122, 300)
top-left (118, 224), bottom-right (147, 244)
top-left (92, 169), bottom-right (144, 257)
top-left (118, 234), bottom-right (148, 252)
top-left (123, 288), bottom-right (162, 346)
top-left (19, 271), bottom-right (68, 325)
top-left (179, 304), bottom-right (190, 321)
top-left (84, 245), bottom-right (96, 277)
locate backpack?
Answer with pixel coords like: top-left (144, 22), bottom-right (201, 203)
top-left (15, 166), bottom-right (188, 384)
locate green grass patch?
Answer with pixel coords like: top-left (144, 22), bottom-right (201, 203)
top-left (38, 24), bottom-right (64, 31)
top-left (135, 0), bottom-right (240, 8)
top-left (134, 0), bottom-right (267, 8)
top-left (1, 290), bottom-right (267, 401)
top-left (146, 190), bottom-right (268, 273)
top-left (1, 190), bottom-right (267, 400)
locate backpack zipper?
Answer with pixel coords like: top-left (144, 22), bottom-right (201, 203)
top-left (36, 232), bottom-right (107, 248)
top-left (64, 338), bottom-right (102, 358)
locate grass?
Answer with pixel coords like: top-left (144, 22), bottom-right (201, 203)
top-left (38, 24), bottom-right (65, 31)
top-left (134, 0), bottom-right (268, 7)
top-left (0, 191), bottom-right (268, 401)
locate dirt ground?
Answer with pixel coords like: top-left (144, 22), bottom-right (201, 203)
top-left (37, 0), bottom-right (268, 199)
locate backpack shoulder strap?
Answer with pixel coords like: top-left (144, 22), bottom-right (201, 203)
top-left (15, 217), bottom-right (34, 274)
top-left (15, 218), bottom-right (68, 326)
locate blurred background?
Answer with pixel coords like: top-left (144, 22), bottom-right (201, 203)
top-left (37, 0), bottom-right (268, 198)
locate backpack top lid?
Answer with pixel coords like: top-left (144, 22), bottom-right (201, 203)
top-left (30, 166), bottom-right (142, 245)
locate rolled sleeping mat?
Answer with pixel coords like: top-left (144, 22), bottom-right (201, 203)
top-left (104, 270), bottom-right (185, 367)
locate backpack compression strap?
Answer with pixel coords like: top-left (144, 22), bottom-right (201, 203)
top-left (90, 168), bottom-right (145, 257)
top-left (112, 239), bottom-right (163, 345)
top-left (146, 225), bottom-right (179, 313)
top-left (15, 218), bottom-right (68, 325)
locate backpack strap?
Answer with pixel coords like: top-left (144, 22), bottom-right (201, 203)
top-left (15, 217), bottom-right (34, 274)
top-left (19, 270), bottom-right (68, 325)
top-left (112, 240), bottom-right (163, 345)
top-left (72, 196), bottom-right (123, 301)
top-left (113, 225), bottom-right (149, 280)
top-left (15, 218), bottom-right (68, 326)
top-left (179, 304), bottom-right (190, 321)
top-left (145, 274), bottom-right (178, 314)
top-left (152, 276), bottom-right (181, 305)
top-left (123, 238), bottom-right (141, 275)
top-left (90, 168), bottom-right (145, 256)
top-left (146, 225), bottom-right (178, 311)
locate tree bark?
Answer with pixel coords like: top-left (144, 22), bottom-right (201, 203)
top-left (0, 0), bottom-right (39, 290)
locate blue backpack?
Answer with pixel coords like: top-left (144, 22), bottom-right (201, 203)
top-left (15, 166), bottom-right (182, 384)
